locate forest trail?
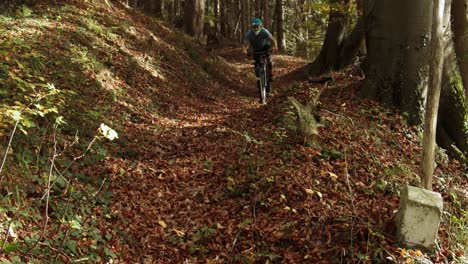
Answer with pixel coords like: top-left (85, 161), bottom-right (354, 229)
top-left (1, 2), bottom-right (465, 262)
top-left (106, 46), bottom-right (314, 262)
top-left (104, 44), bottom-right (464, 263)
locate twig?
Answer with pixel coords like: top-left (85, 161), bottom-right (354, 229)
top-left (344, 148), bottom-right (357, 263)
top-left (0, 119), bottom-right (19, 185)
top-left (38, 241), bottom-right (72, 262)
top-left (1, 90), bottom-right (59, 185)
top-left (36, 120), bottom-right (51, 168)
top-left (23, 126), bottom-right (59, 257)
top-left (54, 228), bottom-right (70, 262)
top-left (227, 226), bottom-right (243, 264)
top-left (91, 178), bottom-right (107, 199)
top-left (40, 135), bottom-right (99, 200)
top-left (322, 109), bottom-right (355, 126)
top-left (0, 220), bottom-right (13, 253)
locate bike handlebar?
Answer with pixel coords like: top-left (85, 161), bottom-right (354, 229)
top-left (247, 50), bottom-right (270, 57)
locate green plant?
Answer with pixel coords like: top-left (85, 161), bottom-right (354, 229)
top-left (188, 225), bottom-right (216, 255)
top-left (0, 33), bottom-right (75, 138)
top-left (0, 122), bottom-right (119, 262)
top-left (445, 205), bottom-right (467, 261)
top-left (15, 5), bottom-right (33, 18)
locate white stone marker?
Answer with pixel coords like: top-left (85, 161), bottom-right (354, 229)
top-left (396, 185), bottom-right (443, 250)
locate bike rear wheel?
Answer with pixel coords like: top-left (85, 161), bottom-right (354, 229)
top-left (258, 65), bottom-right (267, 104)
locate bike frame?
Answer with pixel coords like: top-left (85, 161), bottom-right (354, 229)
top-left (253, 51), bottom-right (269, 104)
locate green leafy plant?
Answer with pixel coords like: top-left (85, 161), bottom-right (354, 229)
top-left (0, 121), bottom-right (119, 262)
top-left (188, 225), bottom-right (216, 255)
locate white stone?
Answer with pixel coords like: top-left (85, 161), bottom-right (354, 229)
top-left (396, 185), bottom-right (443, 250)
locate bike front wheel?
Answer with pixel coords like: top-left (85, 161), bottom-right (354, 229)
top-left (258, 66), bottom-right (267, 104)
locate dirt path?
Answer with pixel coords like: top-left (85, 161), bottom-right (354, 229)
top-left (107, 47), bottom-right (310, 263)
top-left (105, 45), bottom-right (466, 263)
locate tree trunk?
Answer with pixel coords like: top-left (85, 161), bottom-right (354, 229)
top-left (220, 0), bottom-right (227, 37)
top-left (437, 0), bottom-right (468, 161)
top-left (255, 0), bottom-right (261, 17)
top-left (233, 0), bottom-right (241, 41)
top-left (154, 0), bottom-right (163, 17)
top-left (422, 0), bottom-right (445, 191)
top-left (296, 0), bottom-right (309, 57)
top-left (213, 0), bottom-right (220, 39)
top-left (306, 0), bottom-right (362, 76)
top-left (451, 0), bottom-right (468, 98)
top-left (184, 0), bottom-right (205, 39)
top-left (275, 0), bottom-right (286, 52)
top-left (337, 17), bottom-right (365, 69)
top-left (362, 0), bottom-right (467, 160)
top-left (241, 0), bottom-right (248, 35)
top-left (262, 0), bottom-right (270, 30)
top-left (361, 0), bottom-right (432, 125)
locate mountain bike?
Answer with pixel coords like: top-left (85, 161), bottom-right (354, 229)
top-left (251, 50), bottom-right (271, 104)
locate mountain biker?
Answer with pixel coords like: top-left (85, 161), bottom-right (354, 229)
top-left (242, 18), bottom-right (277, 83)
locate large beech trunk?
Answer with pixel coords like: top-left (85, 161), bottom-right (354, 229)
top-left (437, 0), bottom-right (468, 161)
top-left (362, 0), bottom-right (467, 160)
top-left (361, 0), bottom-right (433, 125)
top-left (451, 0), bottom-right (468, 99)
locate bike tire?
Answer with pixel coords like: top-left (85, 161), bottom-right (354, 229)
top-left (259, 66), bottom-right (267, 104)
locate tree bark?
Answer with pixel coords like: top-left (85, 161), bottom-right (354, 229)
top-left (275, 0), bottom-right (286, 52)
top-left (305, 0), bottom-right (364, 76)
top-left (262, 0), bottom-right (271, 30)
top-left (213, 0), bottom-right (220, 39)
top-left (154, 0), bottom-right (163, 17)
top-left (451, 0), bottom-right (468, 99)
top-left (422, 0), bottom-right (445, 191)
top-left (241, 0), bottom-right (248, 35)
top-left (362, 0), bottom-right (467, 161)
top-left (184, 0), bottom-right (205, 39)
top-left (438, 0), bottom-right (468, 161)
top-left (361, 0), bottom-right (432, 125)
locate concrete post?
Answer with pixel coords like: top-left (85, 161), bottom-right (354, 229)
top-left (396, 185), bottom-right (443, 250)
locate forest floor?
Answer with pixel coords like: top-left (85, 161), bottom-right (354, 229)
top-left (0, 1), bottom-right (466, 263)
top-left (104, 44), bottom-right (467, 263)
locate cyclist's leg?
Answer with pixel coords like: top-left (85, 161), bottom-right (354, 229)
top-left (266, 53), bottom-right (273, 82)
top-left (253, 52), bottom-right (261, 76)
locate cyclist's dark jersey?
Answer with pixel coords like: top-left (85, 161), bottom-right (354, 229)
top-left (243, 28), bottom-right (273, 51)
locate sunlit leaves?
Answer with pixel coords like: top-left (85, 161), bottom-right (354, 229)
top-left (158, 220), bottom-right (167, 228)
top-left (15, 5), bottom-right (33, 18)
top-left (0, 31), bottom-right (73, 136)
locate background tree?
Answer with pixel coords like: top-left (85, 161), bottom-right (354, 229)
top-left (184, 0), bottom-right (205, 39)
top-left (274, 0), bottom-right (286, 52)
top-left (305, 0), bottom-right (366, 75)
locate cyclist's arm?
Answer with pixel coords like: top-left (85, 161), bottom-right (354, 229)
top-left (242, 31), bottom-right (251, 55)
top-left (262, 28), bottom-right (277, 52)
top-left (242, 42), bottom-right (249, 55)
top-left (269, 36), bottom-right (278, 52)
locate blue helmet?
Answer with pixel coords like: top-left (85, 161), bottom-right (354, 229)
top-left (251, 18), bottom-right (262, 35)
top-left (251, 18), bottom-right (262, 26)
